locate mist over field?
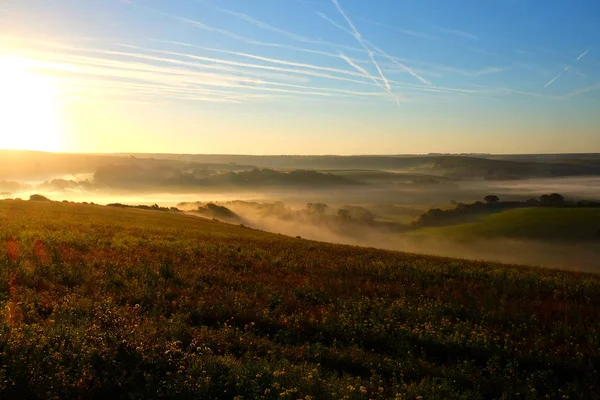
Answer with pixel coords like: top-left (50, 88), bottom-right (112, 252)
top-left (3, 151), bottom-right (600, 271)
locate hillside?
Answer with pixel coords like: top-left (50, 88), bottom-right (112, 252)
top-left (412, 207), bottom-right (600, 242)
top-left (5, 150), bottom-right (600, 184)
top-left (1, 200), bottom-right (600, 398)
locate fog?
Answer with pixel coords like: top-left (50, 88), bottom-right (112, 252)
top-left (187, 201), bottom-right (600, 273)
top-left (477, 176), bottom-right (600, 199)
top-left (3, 154), bottom-right (600, 272)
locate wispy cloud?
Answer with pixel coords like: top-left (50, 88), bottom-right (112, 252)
top-left (125, 0), bottom-right (368, 60)
top-left (145, 42), bottom-right (373, 82)
top-left (338, 52), bottom-right (387, 91)
top-left (316, 11), bottom-right (354, 36)
top-left (1, 39), bottom-right (391, 106)
top-left (564, 82), bottom-right (600, 99)
top-left (367, 43), bottom-right (434, 86)
top-left (361, 19), bottom-right (430, 39)
top-left (329, 0), bottom-right (400, 105)
top-left (576, 47), bottom-right (592, 61)
top-left (213, 6), bottom-right (365, 54)
top-left (470, 84), bottom-right (558, 99)
top-left (215, 7), bottom-right (314, 44)
top-left (434, 26), bottom-right (478, 41)
top-left (315, 5), bottom-right (433, 90)
top-left (142, 41), bottom-right (380, 87)
top-left (441, 65), bottom-right (509, 77)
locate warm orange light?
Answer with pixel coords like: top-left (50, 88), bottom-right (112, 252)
top-left (0, 55), bottom-right (64, 151)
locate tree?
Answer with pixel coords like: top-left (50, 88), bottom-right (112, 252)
top-left (484, 195), bottom-right (499, 203)
top-left (540, 193), bottom-right (564, 206)
top-left (337, 209), bottom-right (351, 220)
top-left (307, 203), bottom-right (328, 215)
top-left (344, 206), bottom-right (374, 224)
top-left (548, 193), bottom-right (565, 205)
top-left (29, 194), bottom-right (51, 202)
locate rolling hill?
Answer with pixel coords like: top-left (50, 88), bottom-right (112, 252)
top-left (0, 200), bottom-right (599, 398)
top-left (412, 207), bottom-right (600, 242)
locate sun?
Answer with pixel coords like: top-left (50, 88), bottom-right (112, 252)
top-left (0, 55), bottom-right (64, 152)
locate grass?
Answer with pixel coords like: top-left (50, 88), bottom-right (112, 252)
top-left (1, 200), bottom-right (600, 399)
top-left (412, 207), bottom-right (600, 242)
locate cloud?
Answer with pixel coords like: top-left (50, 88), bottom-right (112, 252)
top-left (329, 0), bottom-right (400, 105)
top-left (127, 1), bottom-right (368, 59)
top-left (434, 26), bottom-right (478, 40)
top-left (1, 41), bottom-right (390, 106)
top-left (443, 65), bottom-right (509, 77)
top-left (316, 11), bottom-right (354, 36)
top-left (215, 7), bottom-right (313, 43)
top-left (564, 82), bottom-right (600, 99)
top-left (338, 52), bottom-right (387, 91)
top-left (576, 47), bottom-right (592, 61)
top-left (213, 6), bottom-right (365, 54)
top-left (361, 19), bottom-right (430, 39)
top-left (470, 84), bottom-right (558, 99)
top-left (147, 42), bottom-right (377, 83)
top-left (367, 43), bottom-right (434, 86)
top-left (317, 4), bottom-right (432, 90)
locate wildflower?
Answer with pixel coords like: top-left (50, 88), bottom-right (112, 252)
top-left (359, 386), bottom-right (367, 394)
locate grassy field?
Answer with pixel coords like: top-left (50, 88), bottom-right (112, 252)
top-left (412, 207), bottom-right (600, 242)
top-left (1, 200), bottom-right (600, 399)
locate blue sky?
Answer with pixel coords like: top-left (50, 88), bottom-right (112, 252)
top-left (0, 0), bottom-right (599, 154)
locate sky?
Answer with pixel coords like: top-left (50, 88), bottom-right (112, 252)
top-left (0, 0), bottom-right (599, 155)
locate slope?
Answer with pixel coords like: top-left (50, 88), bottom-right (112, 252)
top-left (0, 200), bottom-right (599, 399)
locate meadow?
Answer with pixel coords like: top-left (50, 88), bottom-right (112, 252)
top-left (412, 207), bottom-right (600, 242)
top-left (1, 200), bottom-right (600, 399)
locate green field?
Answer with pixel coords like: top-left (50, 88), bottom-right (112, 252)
top-left (412, 207), bottom-right (600, 242)
top-left (1, 200), bottom-right (600, 399)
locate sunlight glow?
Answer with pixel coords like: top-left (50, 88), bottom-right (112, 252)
top-left (0, 55), bottom-right (64, 152)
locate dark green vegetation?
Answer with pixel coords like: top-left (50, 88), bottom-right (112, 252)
top-left (1, 200), bottom-right (600, 399)
top-left (413, 207), bottom-right (600, 242)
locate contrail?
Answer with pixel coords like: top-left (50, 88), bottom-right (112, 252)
top-left (214, 6), bottom-right (364, 54)
top-left (577, 47), bottom-right (592, 61)
top-left (368, 42), bottom-right (433, 86)
top-left (339, 52), bottom-right (386, 90)
top-left (545, 65), bottom-right (571, 87)
top-left (330, 0), bottom-right (398, 105)
top-left (316, 12), bottom-right (354, 36)
top-left (434, 26), bottom-right (478, 41)
top-left (545, 47), bottom-right (591, 87)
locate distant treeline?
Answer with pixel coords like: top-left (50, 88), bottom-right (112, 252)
top-left (413, 193), bottom-right (600, 227)
top-left (94, 165), bottom-right (356, 189)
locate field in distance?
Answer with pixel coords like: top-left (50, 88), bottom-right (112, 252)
top-left (411, 207), bottom-right (600, 242)
top-left (1, 200), bottom-right (599, 399)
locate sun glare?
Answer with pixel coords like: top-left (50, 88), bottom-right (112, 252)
top-left (0, 55), bottom-right (64, 152)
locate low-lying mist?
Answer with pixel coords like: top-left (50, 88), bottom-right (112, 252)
top-left (180, 200), bottom-right (600, 273)
top-left (4, 170), bottom-right (600, 273)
